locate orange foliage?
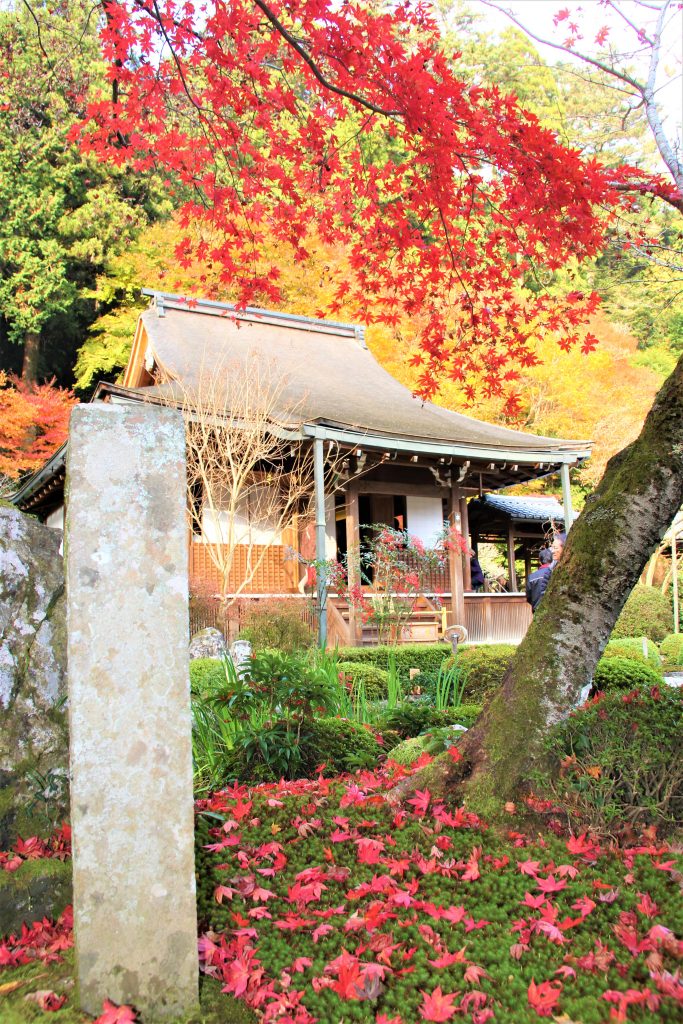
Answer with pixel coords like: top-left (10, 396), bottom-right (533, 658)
top-left (372, 312), bottom-right (660, 489)
top-left (0, 373), bottom-right (76, 480)
top-left (121, 218), bottom-right (659, 489)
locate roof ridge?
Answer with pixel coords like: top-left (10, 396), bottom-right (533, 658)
top-left (141, 289), bottom-right (366, 344)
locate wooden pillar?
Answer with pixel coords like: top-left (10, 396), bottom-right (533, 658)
top-left (346, 481), bottom-right (361, 645)
top-left (449, 483), bottom-right (465, 626)
top-left (459, 495), bottom-right (471, 591)
top-left (524, 545), bottom-right (532, 584)
top-left (507, 524), bottom-right (518, 592)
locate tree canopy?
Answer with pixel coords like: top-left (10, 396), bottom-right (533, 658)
top-left (0, 0), bottom-right (169, 381)
top-left (76, 0), bottom-right (678, 411)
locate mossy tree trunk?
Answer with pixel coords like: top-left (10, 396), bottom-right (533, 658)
top-left (391, 352), bottom-right (683, 815)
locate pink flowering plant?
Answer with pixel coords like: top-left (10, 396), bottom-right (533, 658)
top-left (291, 523), bottom-right (467, 644)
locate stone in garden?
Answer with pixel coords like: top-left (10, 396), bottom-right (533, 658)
top-left (66, 405), bottom-right (198, 1019)
top-left (189, 626), bottom-right (227, 660)
top-left (0, 506), bottom-right (68, 851)
top-left (230, 638), bottom-right (252, 671)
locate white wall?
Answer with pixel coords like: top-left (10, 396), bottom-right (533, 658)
top-left (200, 484), bottom-right (283, 545)
top-left (45, 505), bottom-right (65, 531)
top-left (406, 495), bottom-right (444, 547)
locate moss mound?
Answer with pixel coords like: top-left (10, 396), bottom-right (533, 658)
top-left (611, 584), bottom-right (673, 643)
top-left (602, 636), bottom-right (662, 673)
top-left (336, 662), bottom-right (389, 700)
top-left (593, 656), bottom-right (663, 693)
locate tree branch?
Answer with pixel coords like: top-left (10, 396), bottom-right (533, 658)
top-left (250, 0), bottom-right (403, 118)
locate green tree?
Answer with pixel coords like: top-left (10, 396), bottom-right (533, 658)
top-left (0, 0), bottom-right (170, 383)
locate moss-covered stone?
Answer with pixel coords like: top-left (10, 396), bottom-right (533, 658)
top-left (0, 856), bottom-right (72, 935)
top-left (0, 507), bottom-right (68, 845)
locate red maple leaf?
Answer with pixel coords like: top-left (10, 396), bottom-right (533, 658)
top-left (419, 986), bottom-right (460, 1021)
top-left (93, 1001), bottom-right (138, 1024)
top-left (527, 979), bottom-right (562, 1017)
top-left (407, 789), bottom-right (431, 816)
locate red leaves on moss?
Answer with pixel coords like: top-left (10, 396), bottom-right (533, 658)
top-left (527, 978), bottom-right (562, 1016)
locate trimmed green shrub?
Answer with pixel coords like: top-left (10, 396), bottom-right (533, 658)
top-left (388, 725), bottom-right (467, 767)
top-left (336, 661), bottom-right (389, 700)
top-left (602, 636), bottom-right (662, 673)
top-left (593, 656), bottom-right (663, 693)
top-left (190, 657), bottom-right (228, 697)
top-left (301, 717), bottom-right (382, 775)
top-left (378, 701), bottom-right (481, 740)
top-left (660, 632), bottom-right (683, 670)
top-left (450, 644), bottom-right (516, 702)
top-left (611, 584), bottom-right (673, 643)
top-left (334, 643), bottom-right (518, 704)
top-left (543, 687), bottom-right (683, 832)
top-left (239, 599), bottom-right (314, 652)
top-left (333, 643), bottom-right (450, 680)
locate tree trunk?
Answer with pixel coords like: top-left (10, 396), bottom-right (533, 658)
top-left (390, 352), bottom-right (683, 815)
top-left (22, 331), bottom-right (41, 384)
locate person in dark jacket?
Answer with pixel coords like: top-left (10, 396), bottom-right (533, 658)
top-left (469, 549), bottom-right (485, 591)
top-left (525, 548), bottom-right (553, 612)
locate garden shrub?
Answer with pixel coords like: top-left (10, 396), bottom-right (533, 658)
top-left (543, 686), bottom-right (683, 832)
top-left (602, 636), bottom-right (663, 673)
top-left (301, 717), bottom-right (381, 775)
top-left (212, 650), bottom-right (338, 783)
top-left (377, 701), bottom-right (481, 739)
top-left (190, 657), bottom-right (228, 697)
top-left (593, 656), bottom-right (663, 693)
top-left (334, 643), bottom-right (518, 703)
top-left (449, 644), bottom-right (516, 702)
top-left (239, 599), bottom-right (314, 652)
top-left (660, 632), bottom-right (683, 670)
top-left (611, 584), bottom-right (673, 643)
top-left (388, 725), bottom-right (466, 766)
top-left (333, 643), bottom-right (449, 680)
top-left (336, 661), bottom-right (389, 700)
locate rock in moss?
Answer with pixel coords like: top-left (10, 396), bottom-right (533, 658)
top-left (0, 857), bottom-right (72, 935)
top-left (0, 507), bottom-right (68, 845)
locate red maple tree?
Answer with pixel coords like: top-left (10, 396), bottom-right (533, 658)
top-left (0, 373), bottom-right (75, 481)
top-left (76, 0), bottom-right (670, 411)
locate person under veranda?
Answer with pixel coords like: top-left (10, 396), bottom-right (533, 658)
top-left (525, 547), bottom-right (553, 613)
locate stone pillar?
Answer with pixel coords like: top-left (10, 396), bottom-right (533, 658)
top-left (66, 405), bottom-right (198, 1019)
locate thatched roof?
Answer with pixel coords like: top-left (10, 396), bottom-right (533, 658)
top-left (123, 293), bottom-right (591, 466)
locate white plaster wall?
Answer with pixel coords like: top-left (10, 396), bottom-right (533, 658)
top-left (199, 484), bottom-right (283, 545)
top-left (45, 505), bottom-right (65, 531)
top-left (406, 495), bottom-right (444, 547)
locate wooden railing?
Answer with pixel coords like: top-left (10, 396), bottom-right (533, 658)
top-left (326, 600), bottom-right (351, 648)
top-left (463, 593), bottom-right (532, 644)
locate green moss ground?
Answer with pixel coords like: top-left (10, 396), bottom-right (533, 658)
top-left (0, 952), bottom-right (256, 1023)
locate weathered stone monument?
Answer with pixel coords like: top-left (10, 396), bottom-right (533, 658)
top-left (66, 405), bottom-right (199, 1017)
